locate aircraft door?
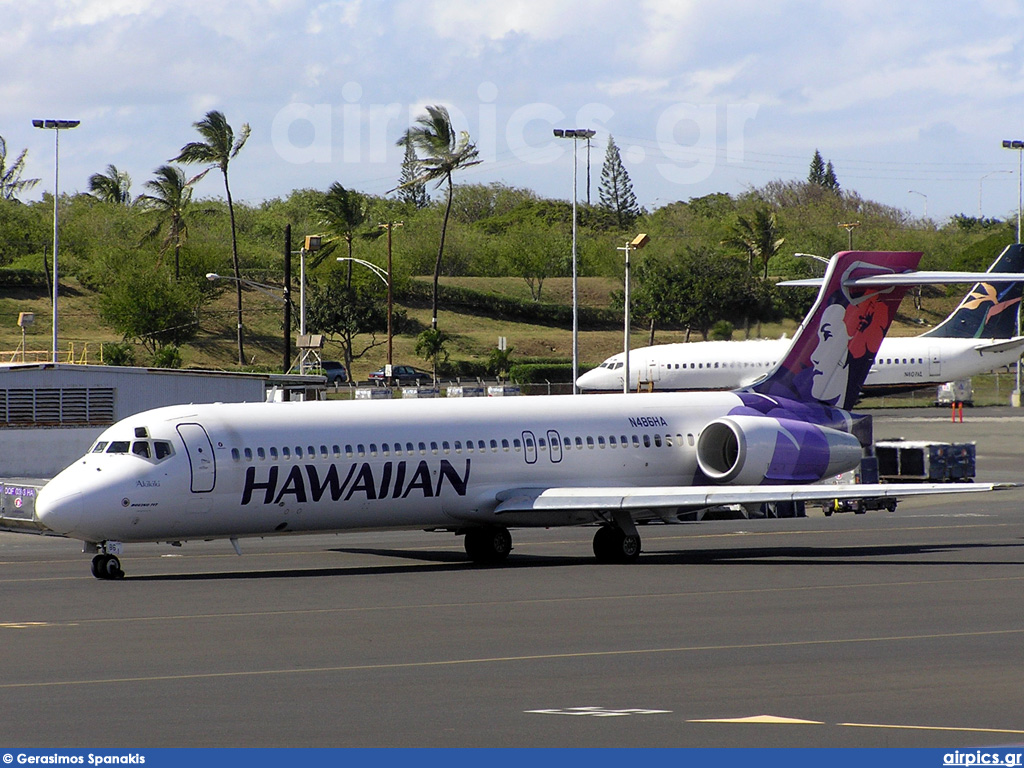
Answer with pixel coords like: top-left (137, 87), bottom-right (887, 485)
top-left (176, 423), bottom-right (217, 493)
top-left (547, 430), bottom-right (562, 463)
top-left (522, 431), bottom-right (537, 464)
top-left (929, 346), bottom-right (941, 377)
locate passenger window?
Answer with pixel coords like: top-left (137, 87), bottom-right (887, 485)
top-left (345, 445), bottom-right (354, 459)
top-left (257, 447), bottom-right (266, 460)
top-left (501, 439), bottom-right (510, 451)
top-left (357, 444), bottom-right (366, 457)
top-left (295, 446), bottom-right (304, 459)
top-left (489, 440), bottom-right (498, 452)
top-left (333, 445), bottom-right (342, 458)
top-left (654, 434), bottom-right (663, 448)
top-left (513, 439), bottom-right (521, 452)
top-left (598, 436), bottom-right (606, 448)
top-left (231, 448), bottom-right (240, 461)
top-left (454, 441), bottom-right (462, 453)
top-left (430, 442), bottom-right (438, 454)
top-left (418, 442), bottom-right (426, 454)
top-left (632, 435), bottom-right (640, 448)
top-left (270, 447), bottom-right (279, 460)
top-left (370, 444), bottom-right (378, 457)
top-left (244, 447), bottom-right (253, 461)
top-left (609, 435), bottom-right (617, 448)
top-left (586, 436), bottom-right (595, 448)
top-left (443, 441), bottom-right (451, 453)
top-left (321, 445), bottom-right (329, 458)
top-left (479, 440), bottom-right (487, 452)
top-left (643, 435), bottom-right (652, 448)
top-left (283, 447), bottom-right (291, 459)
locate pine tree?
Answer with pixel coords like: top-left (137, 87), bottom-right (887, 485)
top-left (823, 160), bottom-right (840, 193)
top-left (598, 135), bottom-right (640, 228)
top-left (397, 141), bottom-right (429, 209)
top-left (808, 149), bottom-right (826, 185)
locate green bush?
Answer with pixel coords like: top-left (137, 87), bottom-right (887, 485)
top-left (102, 342), bottom-right (136, 367)
top-left (151, 346), bottom-right (183, 369)
top-left (0, 268), bottom-right (47, 288)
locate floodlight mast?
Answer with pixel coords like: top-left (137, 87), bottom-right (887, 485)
top-left (32, 119), bottom-right (80, 363)
top-left (553, 128), bottom-right (596, 394)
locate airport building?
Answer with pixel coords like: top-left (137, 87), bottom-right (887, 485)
top-left (0, 363), bottom-right (324, 480)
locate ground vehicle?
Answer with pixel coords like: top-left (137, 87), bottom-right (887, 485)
top-left (368, 364), bottom-right (432, 385)
top-left (320, 361), bottom-right (348, 386)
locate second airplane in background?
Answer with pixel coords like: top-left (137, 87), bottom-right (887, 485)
top-left (579, 244), bottom-right (1024, 396)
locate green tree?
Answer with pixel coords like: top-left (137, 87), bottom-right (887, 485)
top-left (88, 165), bottom-right (132, 205)
top-left (99, 266), bottom-right (200, 353)
top-left (304, 270), bottom-right (388, 376)
top-left (598, 135), bottom-right (641, 228)
top-left (501, 220), bottom-right (567, 301)
top-left (396, 105), bottom-right (481, 329)
top-left (314, 183), bottom-right (373, 372)
top-left (808, 149), bottom-right (826, 185)
top-left (414, 326), bottom-right (449, 382)
top-left (397, 141), bottom-right (429, 209)
top-left (173, 110), bottom-right (251, 365)
top-left (136, 165), bottom-right (209, 280)
top-left (0, 136), bottom-right (39, 200)
top-left (721, 207), bottom-right (786, 280)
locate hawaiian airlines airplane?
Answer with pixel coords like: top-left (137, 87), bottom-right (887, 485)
top-left (578, 244), bottom-right (1024, 395)
top-left (35, 251), bottom-right (1012, 579)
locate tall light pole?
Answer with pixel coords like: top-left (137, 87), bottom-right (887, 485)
top-left (617, 233), bottom-right (649, 394)
top-left (32, 118), bottom-right (80, 364)
top-left (1002, 139), bottom-right (1024, 406)
top-left (554, 127), bottom-right (595, 394)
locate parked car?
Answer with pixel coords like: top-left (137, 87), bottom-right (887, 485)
top-left (367, 364), bottom-right (432, 385)
top-left (320, 360), bottom-right (348, 386)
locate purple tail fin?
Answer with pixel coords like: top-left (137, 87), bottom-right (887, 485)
top-left (751, 250), bottom-right (922, 411)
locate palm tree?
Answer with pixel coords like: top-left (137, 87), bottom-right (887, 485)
top-left (173, 110), bottom-right (251, 365)
top-left (136, 165), bottom-right (208, 280)
top-left (396, 105), bottom-right (480, 329)
top-left (88, 164), bottom-right (132, 204)
top-left (721, 207), bottom-right (785, 280)
top-left (0, 135), bottom-right (40, 200)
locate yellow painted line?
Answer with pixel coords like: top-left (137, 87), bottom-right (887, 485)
top-left (0, 621), bottom-right (56, 629)
top-left (3, 626), bottom-right (1024, 691)
top-left (690, 715), bottom-right (824, 725)
top-left (841, 722), bottom-right (1024, 735)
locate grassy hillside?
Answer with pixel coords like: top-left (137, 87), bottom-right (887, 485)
top-left (1, 273), bottom-right (965, 380)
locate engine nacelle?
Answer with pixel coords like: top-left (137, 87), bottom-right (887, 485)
top-left (696, 414), bottom-right (863, 485)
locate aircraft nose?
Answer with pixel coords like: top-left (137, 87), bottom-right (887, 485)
top-left (35, 484), bottom-right (83, 535)
top-left (577, 368), bottom-right (612, 390)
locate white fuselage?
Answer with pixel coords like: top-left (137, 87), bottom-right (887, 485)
top-left (36, 392), bottom-right (757, 545)
top-left (578, 336), bottom-right (1024, 393)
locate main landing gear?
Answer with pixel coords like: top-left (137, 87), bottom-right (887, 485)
top-left (464, 526), bottom-right (513, 565)
top-left (592, 524), bottom-right (641, 563)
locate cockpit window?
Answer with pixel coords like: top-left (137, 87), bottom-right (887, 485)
top-left (106, 441), bottom-right (131, 454)
top-left (132, 441), bottom-right (152, 459)
top-left (92, 442), bottom-right (108, 453)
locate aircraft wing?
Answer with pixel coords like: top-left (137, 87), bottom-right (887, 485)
top-left (494, 482), bottom-right (1016, 514)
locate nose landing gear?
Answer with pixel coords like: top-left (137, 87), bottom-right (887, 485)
top-left (87, 542), bottom-right (125, 580)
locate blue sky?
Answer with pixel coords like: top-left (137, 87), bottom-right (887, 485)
top-left (4, 0), bottom-right (1024, 222)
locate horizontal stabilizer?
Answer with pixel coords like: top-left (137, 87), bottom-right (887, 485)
top-left (781, 272), bottom-right (1024, 288)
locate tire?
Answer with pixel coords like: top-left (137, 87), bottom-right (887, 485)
top-left (464, 527), bottom-right (512, 565)
top-left (593, 525), bottom-right (641, 563)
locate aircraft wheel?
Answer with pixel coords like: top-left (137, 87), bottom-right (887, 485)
top-left (91, 554), bottom-right (125, 580)
top-left (593, 525), bottom-right (641, 563)
top-left (464, 527), bottom-right (512, 565)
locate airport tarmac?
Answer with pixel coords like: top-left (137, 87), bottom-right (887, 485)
top-left (2, 407), bottom-right (1023, 748)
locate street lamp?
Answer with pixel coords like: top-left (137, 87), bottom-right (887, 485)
top-left (979, 170), bottom-right (1011, 217)
top-left (1002, 140), bottom-right (1024, 244)
top-left (553, 127), bottom-right (596, 394)
top-left (32, 118), bottom-right (80, 364)
top-left (907, 190), bottom-right (928, 218)
top-left (618, 233), bottom-right (649, 394)
top-left (337, 256), bottom-right (393, 382)
top-left (837, 221), bottom-right (860, 250)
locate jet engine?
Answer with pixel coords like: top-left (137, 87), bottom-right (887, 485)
top-left (696, 414), bottom-right (863, 485)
